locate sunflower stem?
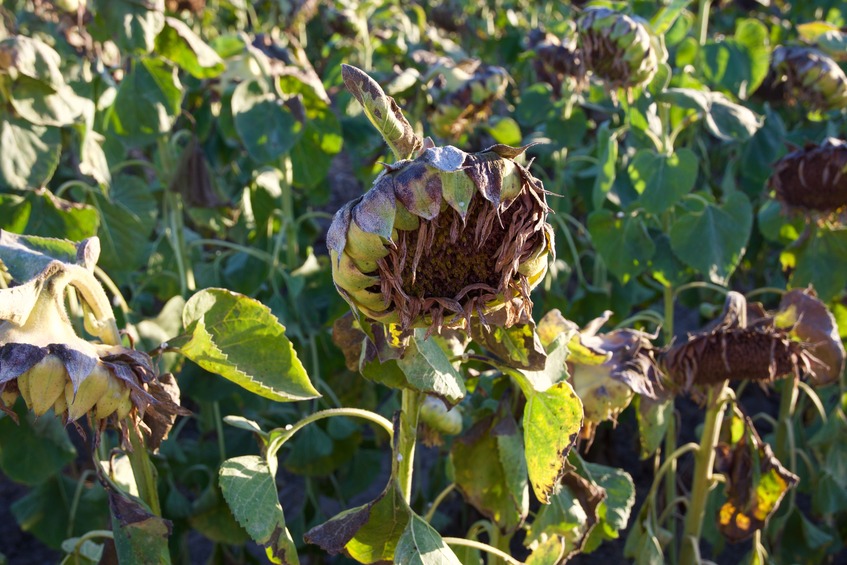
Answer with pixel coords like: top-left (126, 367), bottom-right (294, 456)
top-left (774, 376), bottom-right (798, 463)
top-left (662, 283), bottom-right (678, 564)
top-left (680, 381), bottom-right (730, 564)
top-left (127, 424), bottom-right (162, 516)
top-left (397, 388), bottom-right (421, 504)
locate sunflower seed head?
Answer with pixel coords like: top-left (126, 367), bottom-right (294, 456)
top-left (578, 8), bottom-right (658, 90)
top-left (768, 137), bottom-right (847, 215)
top-left (771, 46), bottom-right (847, 112)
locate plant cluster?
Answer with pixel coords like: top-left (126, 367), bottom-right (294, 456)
top-left (0, 1), bottom-right (846, 564)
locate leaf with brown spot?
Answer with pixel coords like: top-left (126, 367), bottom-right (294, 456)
top-left (331, 312), bottom-right (366, 372)
top-left (102, 477), bottom-right (172, 565)
top-left (451, 412), bottom-right (529, 533)
top-left (511, 351), bottom-right (584, 503)
top-left (716, 415), bottom-right (799, 543)
top-left (341, 65), bottom-right (422, 160)
top-left (471, 319), bottom-right (547, 371)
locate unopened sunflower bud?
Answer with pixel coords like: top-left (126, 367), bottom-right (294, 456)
top-left (420, 395), bottom-right (463, 436)
top-left (578, 8), bottom-right (658, 90)
top-left (768, 138), bottom-right (847, 214)
top-left (328, 143), bottom-right (554, 332)
top-left (771, 46), bottom-right (847, 112)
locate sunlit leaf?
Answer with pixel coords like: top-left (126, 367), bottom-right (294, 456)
top-left (628, 148), bottom-right (698, 214)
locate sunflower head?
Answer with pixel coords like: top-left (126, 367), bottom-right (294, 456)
top-left (663, 290), bottom-right (843, 391)
top-left (768, 138), bottom-right (847, 218)
top-left (770, 46), bottom-right (847, 112)
top-left (0, 233), bottom-right (185, 448)
top-left (529, 27), bottom-right (587, 94)
top-left (577, 8), bottom-right (658, 91)
top-left (328, 143), bottom-right (554, 333)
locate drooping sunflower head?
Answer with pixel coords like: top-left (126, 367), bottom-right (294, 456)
top-left (328, 143), bottom-right (554, 333)
top-left (577, 7), bottom-right (659, 91)
top-left (768, 138), bottom-right (847, 218)
top-left (0, 234), bottom-right (185, 448)
top-left (528, 27), bottom-right (587, 94)
top-left (429, 60), bottom-right (510, 140)
top-left (770, 46), bottom-right (847, 112)
top-left (662, 290), bottom-right (844, 392)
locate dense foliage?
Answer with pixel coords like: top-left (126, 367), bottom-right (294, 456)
top-left (0, 0), bottom-right (846, 564)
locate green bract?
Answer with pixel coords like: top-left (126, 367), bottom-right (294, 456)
top-left (328, 143), bottom-right (554, 332)
top-left (771, 46), bottom-right (847, 112)
top-left (577, 8), bottom-right (659, 91)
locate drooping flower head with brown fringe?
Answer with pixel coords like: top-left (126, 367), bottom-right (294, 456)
top-left (662, 290), bottom-right (844, 392)
top-left (328, 142), bottom-right (554, 333)
top-left (768, 138), bottom-right (847, 221)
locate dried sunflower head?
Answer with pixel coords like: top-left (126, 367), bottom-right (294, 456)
top-left (328, 143), bottom-right (554, 333)
top-left (768, 138), bottom-right (847, 218)
top-left (429, 60), bottom-right (510, 139)
top-left (528, 27), bottom-right (587, 94)
top-left (663, 290), bottom-right (843, 391)
top-left (0, 234), bottom-right (184, 448)
top-left (770, 46), bottom-right (847, 112)
top-left (577, 8), bottom-right (659, 91)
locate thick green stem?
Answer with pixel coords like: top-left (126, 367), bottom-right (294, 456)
top-left (127, 424), bottom-right (162, 516)
top-left (661, 283), bottom-right (678, 563)
top-left (696, 0), bottom-right (711, 47)
top-left (267, 408), bottom-right (394, 458)
top-left (396, 389), bottom-right (422, 504)
top-left (680, 382), bottom-right (729, 564)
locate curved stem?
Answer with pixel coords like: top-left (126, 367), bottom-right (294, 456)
top-left (67, 469), bottom-right (95, 537)
top-left (58, 265), bottom-right (121, 345)
top-left (646, 442), bottom-right (700, 517)
top-left (94, 266), bottom-right (130, 317)
top-left (680, 381), bottom-right (730, 564)
top-left (443, 538), bottom-right (523, 565)
top-left (424, 483), bottom-right (457, 523)
top-left (796, 380), bottom-right (827, 423)
top-left (54, 180), bottom-right (98, 199)
top-left (774, 377), bottom-right (798, 463)
top-left (674, 280), bottom-right (728, 299)
top-left (745, 287), bottom-right (786, 300)
top-left (268, 408), bottom-right (394, 458)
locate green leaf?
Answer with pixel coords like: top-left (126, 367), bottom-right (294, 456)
top-left (583, 461), bottom-right (636, 534)
top-left (516, 83), bottom-right (555, 126)
top-left (0, 404), bottom-right (76, 485)
top-left (0, 194), bottom-right (31, 232)
top-left (657, 89), bottom-right (762, 141)
top-left (486, 117), bottom-right (522, 146)
top-left (592, 123), bottom-right (618, 210)
top-left (636, 397), bottom-right (673, 459)
top-left (9, 76), bottom-right (85, 127)
top-left (513, 373), bottom-right (583, 504)
top-left (757, 199), bottom-right (803, 245)
top-left (787, 227), bottom-right (847, 302)
top-left (177, 288), bottom-right (319, 402)
top-left (516, 335), bottom-right (570, 392)
top-left (23, 191), bottom-right (99, 242)
top-left (106, 58), bottom-right (183, 146)
top-left (628, 149), bottom-right (698, 214)
top-left (396, 329), bottom-right (465, 405)
top-left (0, 116), bottom-right (61, 190)
top-left (341, 65), bottom-right (421, 160)
top-left (588, 210), bottom-right (655, 283)
top-left (669, 192), bottom-right (752, 285)
top-left (650, 0), bottom-right (693, 35)
top-left (395, 513), bottom-right (462, 565)
top-left (451, 414), bottom-right (528, 533)
top-left (155, 17), bottom-right (225, 78)
top-left (0, 230), bottom-right (90, 282)
top-left (733, 19), bottom-right (770, 94)
top-left (219, 455), bottom-right (300, 564)
top-left (91, 0), bottom-right (165, 55)
top-left (525, 536), bottom-right (566, 565)
top-left (0, 35), bottom-right (65, 87)
top-left (232, 79), bottom-right (300, 163)
top-left (90, 177), bottom-right (156, 278)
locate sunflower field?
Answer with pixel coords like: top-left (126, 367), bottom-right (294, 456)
top-left (0, 0), bottom-right (846, 564)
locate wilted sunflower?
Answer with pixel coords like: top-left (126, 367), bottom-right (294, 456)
top-left (538, 309), bottom-right (663, 440)
top-left (663, 290), bottom-right (844, 391)
top-left (767, 138), bottom-right (847, 218)
top-left (528, 27), bottom-right (587, 95)
top-left (769, 46), bottom-right (847, 112)
top-left (0, 234), bottom-right (184, 448)
top-left (577, 7), bottom-right (659, 91)
top-left (328, 143), bottom-right (554, 333)
top-left (429, 60), bottom-right (510, 140)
